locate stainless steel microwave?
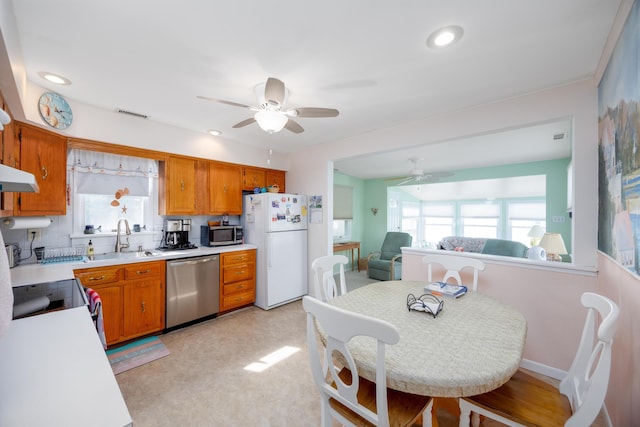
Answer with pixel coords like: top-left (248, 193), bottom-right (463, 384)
top-left (200, 225), bottom-right (243, 247)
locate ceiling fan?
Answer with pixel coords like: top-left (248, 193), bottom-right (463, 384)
top-left (197, 77), bottom-right (339, 134)
top-left (386, 158), bottom-right (453, 185)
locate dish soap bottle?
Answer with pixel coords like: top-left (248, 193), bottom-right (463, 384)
top-left (88, 240), bottom-right (94, 260)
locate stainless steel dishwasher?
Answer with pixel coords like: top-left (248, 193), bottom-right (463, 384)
top-left (166, 254), bottom-right (219, 329)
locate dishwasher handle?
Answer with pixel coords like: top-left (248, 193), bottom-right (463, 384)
top-left (168, 256), bottom-right (218, 267)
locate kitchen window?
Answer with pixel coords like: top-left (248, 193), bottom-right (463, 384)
top-left (68, 149), bottom-right (158, 234)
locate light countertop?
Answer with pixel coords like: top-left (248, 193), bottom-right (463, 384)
top-left (11, 244), bottom-right (256, 287)
top-left (0, 307), bottom-right (132, 427)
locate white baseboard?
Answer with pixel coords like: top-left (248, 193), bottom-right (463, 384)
top-left (520, 358), bottom-right (565, 380)
top-left (520, 358), bottom-right (613, 427)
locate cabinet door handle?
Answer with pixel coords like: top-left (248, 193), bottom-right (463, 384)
top-left (180, 179), bottom-right (185, 191)
top-left (89, 275), bottom-right (105, 281)
top-left (235, 284), bottom-right (244, 289)
top-left (41, 166), bottom-right (48, 180)
top-left (141, 301), bottom-right (145, 313)
top-left (236, 271), bottom-right (245, 275)
top-left (136, 269), bottom-right (151, 275)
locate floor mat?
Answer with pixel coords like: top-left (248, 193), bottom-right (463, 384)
top-left (106, 336), bottom-right (170, 375)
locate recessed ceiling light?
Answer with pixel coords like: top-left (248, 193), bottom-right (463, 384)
top-left (426, 25), bottom-right (464, 49)
top-left (37, 71), bottom-right (72, 85)
top-left (209, 129), bottom-right (222, 136)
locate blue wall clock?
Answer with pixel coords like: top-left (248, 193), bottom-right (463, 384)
top-left (38, 92), bottom-right (73, 129)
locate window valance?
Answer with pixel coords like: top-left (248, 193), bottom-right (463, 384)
top-left (67, 149), bottom-right (158, 196)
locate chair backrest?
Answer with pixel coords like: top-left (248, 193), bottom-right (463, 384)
top-left (302, 295), bottom-right (399, 427)
top-left (311, 255), bottom-right (348, 302)
top-left (559, 292), bottom-right (619, 427)
top-left (380, 232), bottom-right (412, 260)
top-left (422, 254), bottom-right (486, 291)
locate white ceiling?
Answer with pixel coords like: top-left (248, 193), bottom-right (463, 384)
top-left (4, 0), bottom-right (621, 178)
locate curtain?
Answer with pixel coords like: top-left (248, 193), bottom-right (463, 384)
top-left (334, 185), bottom-right (353, 219)
top-left (67, 149), bottom-right (158, 196)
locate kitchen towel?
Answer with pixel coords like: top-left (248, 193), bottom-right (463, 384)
top-left (85, 287), bottom-right (107, 349)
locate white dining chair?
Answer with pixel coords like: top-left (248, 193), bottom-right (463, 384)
top-left (422, 254), bottom-right (486, 291)
top-left (458, 292), bottom-right (619, 427)
top-left (302, 295), bottom-right (433, 427)
top-left (311, 255), bottom-right (348, 302)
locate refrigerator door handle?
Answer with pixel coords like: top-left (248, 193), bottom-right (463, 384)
top-left (267, 233), bottom-right (272, 268)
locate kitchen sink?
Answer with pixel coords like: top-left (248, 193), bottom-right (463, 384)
top-left (91, 250), bottom-right (160, 261)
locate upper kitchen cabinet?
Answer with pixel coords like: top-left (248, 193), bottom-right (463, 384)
top-left (242, 166), bottom-right (265, 191)
top-left (209, 162), bottom-right (242, 215)
top-left (14, 123), bottom-right (67, 216)
top-left (159, 155), bottom-right (208, 215)
top-left (0, 97), bottom-right (15, 216)
top-left (242, 166), bottom-right (286, 192)
top-left (265, 169), bottom-right (286, 193)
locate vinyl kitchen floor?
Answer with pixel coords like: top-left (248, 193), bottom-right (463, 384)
top-left (115, 286), bottom-right (607, 427)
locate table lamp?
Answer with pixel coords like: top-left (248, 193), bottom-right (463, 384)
top-left (527, 225), bottom-right (545, 246)
top-left (539, 232), bottom-right (567, 262)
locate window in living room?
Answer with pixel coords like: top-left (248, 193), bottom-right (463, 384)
top-left (460, 202), bottom-right (500, 238)
top-left (332, 219), bottom-right (352, 241)
top-left (407, 198), bottom-right (546, 247)
top-left (391, 175), bottom-right (548, 247)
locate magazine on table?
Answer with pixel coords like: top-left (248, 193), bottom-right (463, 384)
top-left (424, 281), bottom-right (468, 298)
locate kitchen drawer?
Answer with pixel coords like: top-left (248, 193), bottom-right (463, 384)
top-left (221, 289), bottom-right (255, 311)
top-left (74, 266), bottom-right (123, 286)
top-left (123, 261), bottom-right (164, 279)
top-left (223, 263), bottom-right (254, 283)
top-left (221, 251), bottom-right (254, 266)
top-left (223, 279), bottom-right (254, 296)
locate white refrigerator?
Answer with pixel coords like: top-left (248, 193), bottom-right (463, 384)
top-left (243, 193), bottom-right (308, 310)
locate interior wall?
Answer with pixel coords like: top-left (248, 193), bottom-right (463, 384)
top-left (597, 252), bottom-right (640, 427)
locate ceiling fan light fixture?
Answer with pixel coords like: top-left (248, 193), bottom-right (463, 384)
top-left (255, 110), bottom-right (288, 133)
top-left (426, 25), bottom-right (463, 49)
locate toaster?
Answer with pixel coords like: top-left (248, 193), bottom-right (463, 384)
top-left (5, 243), bottom-right (20, 268)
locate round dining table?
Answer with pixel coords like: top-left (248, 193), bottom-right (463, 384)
top-left (327, 280), bottom-right (527, 398)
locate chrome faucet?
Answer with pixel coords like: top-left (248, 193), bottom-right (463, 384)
top-left (115, 219), bottom-right (131, 252)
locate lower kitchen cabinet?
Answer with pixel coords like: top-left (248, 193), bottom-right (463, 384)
top-left (220, 249), bottom-right (256, 312)
top-left (74, 260), bottom-right (166, 346)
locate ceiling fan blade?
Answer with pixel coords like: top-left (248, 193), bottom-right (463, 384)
top-left (232, 117), bottom-right (256, 128)
top-left (264, 77), bottom-right (285, 106)
top-left (196, 95), bottom-right (251, 109)
top-left (385, 176), bottom-right (410, 181)
top-left (284, 119), bottom-right (304, 134)
top-left (291, 107), bottom-right (339, 118)
top-left (396, 178), bottom-right (414, 185)
top-left (427, 171), bottom-right (454, 179)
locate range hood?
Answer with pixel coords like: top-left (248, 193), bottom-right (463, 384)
top-left (0, 164), bottom-right (39, 192)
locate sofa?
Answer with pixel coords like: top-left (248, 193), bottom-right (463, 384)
top-left (437, 236), bottom-right (528, 258)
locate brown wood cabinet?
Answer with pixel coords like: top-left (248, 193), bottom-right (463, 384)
top-left (0, 96), bottom-right (15, 216)
top-left (74, 260), bottom-right (165, 346)
top-left (265, 169), bottom-right (286, 193)
top-left (159, 156), bottom-right (209, 215)
top-left (242, 167), bottom-right (266, 191)
top-left (220, 249), bottom-right (256, 312)
top-left (14, 123), bottom-right (67, 216)
top-left (209, 162), bottom-right (242, 215)
top-left (243, 166), bottom-right (286, 192)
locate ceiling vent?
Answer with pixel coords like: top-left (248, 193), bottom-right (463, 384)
top-left (116, 108), bottom-right (149, 119)
top-left (553, 132), bottom-right (566, 141)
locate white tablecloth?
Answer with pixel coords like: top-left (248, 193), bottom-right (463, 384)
top-left (328, 280), bottom-right (527, 397)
